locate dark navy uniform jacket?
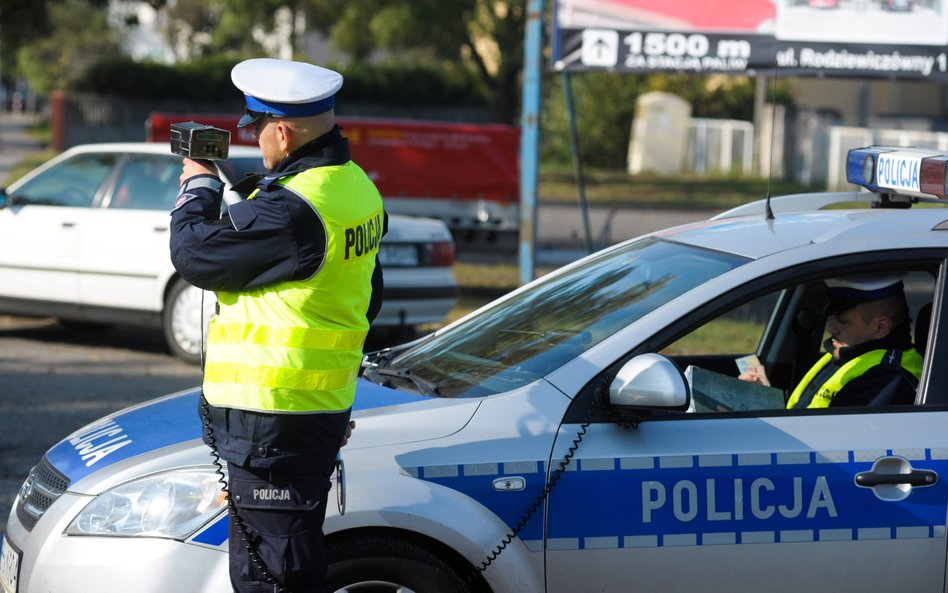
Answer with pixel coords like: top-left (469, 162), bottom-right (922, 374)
top-left (169, 126), bottom-right (386, 470)
top-left (171, 125), bottom-right (386, 314)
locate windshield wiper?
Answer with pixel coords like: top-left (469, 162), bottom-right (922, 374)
top-left (363, 333), bottom-right (435, 366)
top-left (363, 366), bottom-right (440, 396)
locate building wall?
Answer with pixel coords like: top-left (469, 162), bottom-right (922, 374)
top-left (789, 78), bottom-right (946, 127)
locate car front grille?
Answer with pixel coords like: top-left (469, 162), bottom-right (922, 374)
top-left (16, 457), bottom-right (69, 532)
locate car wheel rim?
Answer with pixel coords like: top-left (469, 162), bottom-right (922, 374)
top-left (171, 285), bottom-right (213, 356)
top-left (333, 582), bottom-right (418, 593)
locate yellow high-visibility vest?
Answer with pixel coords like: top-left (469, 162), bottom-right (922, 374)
top-left (203, 161), bottom-right (383, 413)
top-left (786, 348), bottom-right (922, 409)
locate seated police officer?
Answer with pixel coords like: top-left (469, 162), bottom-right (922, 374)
top-left (741, 274), bottom-right (923, 408)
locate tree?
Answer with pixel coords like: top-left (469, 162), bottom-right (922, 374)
top-left (0, 0), bottom-right (109, 86)
top-left (212, 0), bottom-right (342, 58)
top-left (161, 0), bottom-right (224, 60)
top-left (148, 0), bottom-right (521, 123)
top-left (320, 0), bottom-right (525, 124)
top-left (0, 2), bottom-right (50, 85)
top-left (541, 72), bottom-right (650, 169)
top-left (15, 0), bottom-right (119, 93)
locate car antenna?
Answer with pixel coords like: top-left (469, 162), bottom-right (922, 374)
top-left (764, 62), bottom-right (779, 221)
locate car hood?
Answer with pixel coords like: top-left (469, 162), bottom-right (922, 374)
top-left (44, 379), bottom-right (456, 486)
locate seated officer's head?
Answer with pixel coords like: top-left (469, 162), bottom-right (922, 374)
top-left (823, 275), bottom-right (909, 358)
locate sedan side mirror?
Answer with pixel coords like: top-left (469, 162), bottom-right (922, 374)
top-left (0, 189), bottom-right (7, 209)
top-left (609, 353), bottom-right (690, 412)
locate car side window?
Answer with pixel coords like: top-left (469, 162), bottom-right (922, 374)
top-left (661, 269), bottom-right (936, 413)
top-left (9, 153), bottom-right (116, 207)
top-left (661, 292), bottom-right (779, 359)
top-left (108, 155), bottom-right (181, 210)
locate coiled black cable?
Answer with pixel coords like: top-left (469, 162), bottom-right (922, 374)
top-left (199, 290), bottom-right (290, 592)
top-left (464, 378), bottom-right (624, 588)
top-left (470, 418), bottom-right (591, 577)
top-left (465, 378), bottom-right (640, 587)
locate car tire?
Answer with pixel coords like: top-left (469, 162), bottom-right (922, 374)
top-left (162, 278), bottom-right (213, 364)
top-left (327, 535), bottom-right (470, 593)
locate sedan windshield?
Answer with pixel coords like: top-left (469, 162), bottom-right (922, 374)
top-left (383, 238), bottom-right (748, 398)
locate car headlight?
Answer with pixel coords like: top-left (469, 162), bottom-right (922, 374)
top-left (66, 469), bottom-right (226, 539)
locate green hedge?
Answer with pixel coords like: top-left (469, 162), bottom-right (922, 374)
top-left (74, 56), bottom-right (486, 106)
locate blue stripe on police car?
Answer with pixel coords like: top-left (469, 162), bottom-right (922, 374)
top-left (44, 381), bottom-right (427, 485)
top-left (413, 449), bottom-right (948, 551)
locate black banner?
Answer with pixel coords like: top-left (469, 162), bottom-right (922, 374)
top-left (555, 27), bottom-right (948, 81)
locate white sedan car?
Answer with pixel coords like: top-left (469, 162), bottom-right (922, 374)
top-left (0, 143), bottom-right (458, 362)
top-left (5, 146), bottom-right (948, 593)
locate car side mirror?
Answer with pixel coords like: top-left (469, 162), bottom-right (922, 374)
top-left (609, 353), bottom-right (690, 412)
top-left (0, 188), bottom-right (7, 209)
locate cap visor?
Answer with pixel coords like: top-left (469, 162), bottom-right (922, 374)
top-left (827, 299), bottom-right (859, 316)
top-left (237, 112), bottom-right (261, 128)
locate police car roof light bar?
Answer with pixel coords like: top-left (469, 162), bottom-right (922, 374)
top-left (846, 147), bottom-right (893, 193)
top-left (847, 146), bottom-right (948, 200)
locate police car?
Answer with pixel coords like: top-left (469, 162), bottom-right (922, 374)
top-left (5, 146), bottom-right (948, 593)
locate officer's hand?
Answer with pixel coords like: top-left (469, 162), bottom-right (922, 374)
top-left (738, 365), bottom-right (771, 387)
top-left (179, 157), bottom-right (216, 185)
top-left (341, 420), bottom-right (356, 447)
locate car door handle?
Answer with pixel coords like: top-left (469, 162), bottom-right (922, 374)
top-left (61, 221), bottom-right (77, 228)
top-left (855, 469), bottom-right (937, 487)
top-left (154, 226), bottom-right (168, 232)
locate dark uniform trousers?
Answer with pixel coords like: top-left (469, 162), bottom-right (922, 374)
top-left (227, 459), bottom-right (333, 593)
top-left (203, 404), bottom-right (352, 593)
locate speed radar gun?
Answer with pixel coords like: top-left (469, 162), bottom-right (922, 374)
top-left (169, 122), bottom-right (230, 160)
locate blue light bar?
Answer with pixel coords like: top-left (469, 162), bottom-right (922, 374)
top-left (846, 147), bottom-right (894, 192)
top-left (846, 146), bottom-right (948, 199)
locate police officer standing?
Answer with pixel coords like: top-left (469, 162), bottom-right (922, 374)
top-left (169, 58), bottom-right (385, 593)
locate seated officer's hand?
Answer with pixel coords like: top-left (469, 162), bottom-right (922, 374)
top-left (738, 364), bottom-right (771, 387)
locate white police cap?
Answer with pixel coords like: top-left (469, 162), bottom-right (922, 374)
top-left (232, 58), bottom-right (343, 128)
top-left (826, 273), bottom-right (906, 313)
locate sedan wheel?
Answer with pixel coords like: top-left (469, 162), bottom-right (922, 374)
top-left (328, 536), bottom-right (469, 593)
top-left (162, 279), bottom-right (214, 364)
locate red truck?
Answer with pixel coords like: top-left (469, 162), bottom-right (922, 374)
top-left (148, 113), bottom-right (520, 249)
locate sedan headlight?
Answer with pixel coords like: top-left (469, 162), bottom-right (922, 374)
top-left (66, 469), bottom-right (226, 539)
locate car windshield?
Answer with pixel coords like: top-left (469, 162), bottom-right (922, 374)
top-left (383, 238), bottom-right (748, 398)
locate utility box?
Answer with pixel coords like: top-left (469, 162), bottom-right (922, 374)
top-left (628, 92), bottom-right (692, 175)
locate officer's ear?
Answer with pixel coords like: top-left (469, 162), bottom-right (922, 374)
top-left (874, 314), bottom-right (893, 339)
top-left (274, 120), bottom-right (293, 153)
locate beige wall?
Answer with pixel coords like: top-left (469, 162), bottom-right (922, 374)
top-left (788, 78), bottom-right (945, 125)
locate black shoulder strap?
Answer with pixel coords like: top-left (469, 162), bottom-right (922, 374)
top-left (230, 173), bottom-right (266, 197)
top-left (880, 349), bottom-right (919, 390)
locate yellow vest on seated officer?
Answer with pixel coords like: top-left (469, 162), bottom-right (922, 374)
top-left (739, 274), bottom-right (923, 409)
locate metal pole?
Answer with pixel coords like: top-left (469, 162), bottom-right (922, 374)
top-left (562, 70), bottom-right (593, 254)
top-left (753, 74), bottom-right (766, 176)
top-left (519, 0), bottom-right (545, 285)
